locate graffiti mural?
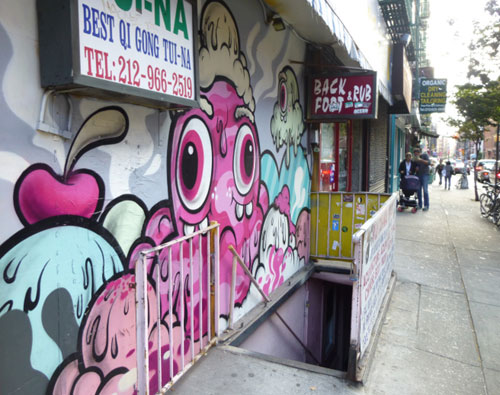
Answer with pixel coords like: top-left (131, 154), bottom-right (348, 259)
top-left (0, 0), bottom-right (310, 394)
top-left (0, 108), bottom-right (134, 392)
top-left (257, 64), bottom-right (310, 297)
top-left (270, 66), bottom-right (306, 167)
top-left (167, 0), bottom-right (266, 316)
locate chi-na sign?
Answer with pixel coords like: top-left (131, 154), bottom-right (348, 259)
top-left (37, 0), bottom-right (199, 109)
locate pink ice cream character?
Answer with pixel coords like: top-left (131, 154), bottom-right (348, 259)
top-left (50, 273), bottom-right (200, 394)
top-left (166, 80), bottom-right (264, 316)
top-left (256, 186), bottom-right (309, 297)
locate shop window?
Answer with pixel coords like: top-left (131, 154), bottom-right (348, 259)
top-left (318, 122), bottom-right (352, 192)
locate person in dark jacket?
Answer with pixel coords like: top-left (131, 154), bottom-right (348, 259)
top-left (414, 148), bottom-right (431, 210)
top-left (436, 160), bottom-right (444, 185)
top-left (444, 161), bottom-right (454, 190)
top-left (399, 152), bottom-right (418, 177)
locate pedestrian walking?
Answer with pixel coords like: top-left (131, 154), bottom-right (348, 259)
top-left (436, 160), bottom-right (444, 185)
top-left (444, 160), bottom-right (453, 190)
top-left (413, 148), bottom-right (431, 210)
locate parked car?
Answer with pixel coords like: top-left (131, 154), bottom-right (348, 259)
top-left (475, 159), bottom-right (497, 181)
top-left (486, 169), bottom-right (500, 184)
top-left (481, 161), bottom-right (500, 183)
top-left (453, 159), bottom-right (470, 175)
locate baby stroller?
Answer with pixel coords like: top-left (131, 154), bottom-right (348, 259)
top-left (397, 175), bottom-right (420, 213)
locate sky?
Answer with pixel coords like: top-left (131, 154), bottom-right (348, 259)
top-left (427, 0), bottom-right (492, 135)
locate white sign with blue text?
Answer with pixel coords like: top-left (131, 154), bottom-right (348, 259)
top-left (78, 0), bottom-right (195, 100)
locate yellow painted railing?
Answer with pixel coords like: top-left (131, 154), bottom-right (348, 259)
top-left (310, 192), bottom-right (391, 260)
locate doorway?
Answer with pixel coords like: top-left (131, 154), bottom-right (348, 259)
top-left (321, 282), bottom-right (352, 371)
top-left (316, 121), bottom-right (353, 192)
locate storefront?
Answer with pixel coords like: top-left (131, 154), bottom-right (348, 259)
top-left (367, 99), bottom-right (390, 192)
top-left (388, 42), bottom-right (415, 192)
top-left (0, 0), bottom-right (397, 393)
top-left (306, 69), bottom-right (380, 194)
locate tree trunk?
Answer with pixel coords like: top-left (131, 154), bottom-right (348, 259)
top-left (495, 123), bottom-right (499, 188)
top-left (474, 140), bottom-right (480, 201)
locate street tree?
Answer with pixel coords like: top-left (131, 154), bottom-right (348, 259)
top-left (447, 0), bottom-right (500, 200)
top-left (448, 79), bottom-right (500, 200)
top-left (467, 0), bottom-right (500, 82)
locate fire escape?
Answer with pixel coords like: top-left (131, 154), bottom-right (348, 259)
top-left (379, 0), bottom-right (430, 68)
top-left (379, 0), bottom-right (435, 136)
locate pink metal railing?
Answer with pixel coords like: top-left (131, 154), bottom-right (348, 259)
top-left (135, 222), bottom-right (220, 394)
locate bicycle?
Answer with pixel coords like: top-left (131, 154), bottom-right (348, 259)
top-left (479, 182), bottom-right (500, 225)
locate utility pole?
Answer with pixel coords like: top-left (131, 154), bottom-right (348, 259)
top-left (414, 0), bottom-right (421, 150)
top-left (415, 0), bottom-right (420, 101)
top-left (496, 123), bottom-right (499, 187)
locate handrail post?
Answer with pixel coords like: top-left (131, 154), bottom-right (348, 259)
top-left (189, 238), bottom-right (195, 361)
top-left (155, 252), bottom-right (162, 394)
top-left (135, 254), bottom-right (150, 395)
top-left (214, 224), bottom-right (221, 336)
top-left (229, 256), bottom-right (237, 329)
top-left (351, 229), bottom-right (364, 282)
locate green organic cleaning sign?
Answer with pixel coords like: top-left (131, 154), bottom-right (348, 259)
top-left (419, 78), bottom-right (447, 114)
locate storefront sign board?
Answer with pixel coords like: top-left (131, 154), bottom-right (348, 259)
top-left (307, 72), bottom-right (378, 120)
top-left (419, 78), bottom-right (447, 114)
top-left (38, 0), bottom-right (199, 108)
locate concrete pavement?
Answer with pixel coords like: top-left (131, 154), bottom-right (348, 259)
top-left (172, 174), bottom-right (500, 394)
top-left (364, 174), bottom-right (500, 395)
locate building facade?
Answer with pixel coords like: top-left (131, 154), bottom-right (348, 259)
top-left (0, 1), bottom-right (397, 393)
top-left (483, 124), bottom-right (499, 159)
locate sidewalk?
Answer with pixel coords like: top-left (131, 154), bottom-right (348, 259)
top-left (172, 175), bottom-right (500, 394)
top-left (364, 175), bottom-right (500, 394)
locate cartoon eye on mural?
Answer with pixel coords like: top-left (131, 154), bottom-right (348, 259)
top-left (161, 83), bottom-right (265, 317)
top-left (142, 1), bottom-right (267, 321)
top-left (258, 64), bottom-right (310, 292)
top-left (270, 66), bottom-right (305, 167)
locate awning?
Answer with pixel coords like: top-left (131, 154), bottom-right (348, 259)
top-left (263, 0), bottom-right (393, 105)
top-left (419, 128), bottom-right (439, 138)
top-left (395, 113), bottom-right (421, 129)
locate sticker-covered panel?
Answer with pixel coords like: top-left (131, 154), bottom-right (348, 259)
top-left (341, 193), bottom-right (354, 257)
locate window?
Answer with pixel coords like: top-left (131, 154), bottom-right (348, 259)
top-left (318, 122), bottom-right (352, 192)
top-left (319, 123), bottom-right (336, 191)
